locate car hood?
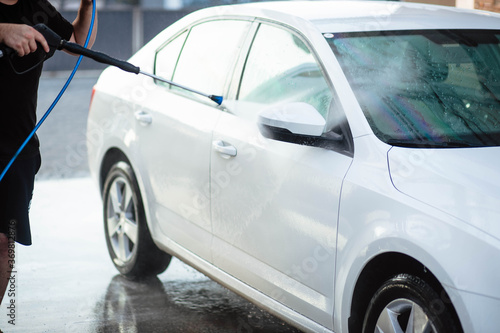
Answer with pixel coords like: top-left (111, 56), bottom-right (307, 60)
top-left (388, 146), bottom-right (500, 240)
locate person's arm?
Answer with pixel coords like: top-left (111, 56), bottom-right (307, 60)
top-left (69, 0), bottom-right (97, 48)
top-left (0, 23), bottom-right (50, 56)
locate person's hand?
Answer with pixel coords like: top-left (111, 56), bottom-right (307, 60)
top-left (0, 24), bottom-right (50, 57)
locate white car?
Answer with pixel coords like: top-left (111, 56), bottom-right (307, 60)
top-left (87, 2), bottom-right (500, 332)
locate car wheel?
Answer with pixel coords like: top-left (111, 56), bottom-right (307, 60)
top-left (362, 274), bottom-right (461, 333)
top-left (103, 161), bottom-right (171, 279)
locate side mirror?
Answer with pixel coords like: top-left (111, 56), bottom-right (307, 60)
top-left (257, 102), bottom-right (346, 150)
top-left (258, 102), bottom-right (325, 137)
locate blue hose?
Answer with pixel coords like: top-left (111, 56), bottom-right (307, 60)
top-left (0, 0), bottom-right (97, 182)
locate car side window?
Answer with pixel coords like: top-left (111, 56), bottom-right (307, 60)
top-left (238, 23), bottom-right (332, 120)
top-left (171, 20), bottom-right (251, 102)
top-left (155, 31), bottom-right (188, 85)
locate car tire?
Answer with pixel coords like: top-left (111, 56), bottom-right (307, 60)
top-left (103, 161), bottom-right (171, 279)
top-left (362, 273), bottom-right (461, 333)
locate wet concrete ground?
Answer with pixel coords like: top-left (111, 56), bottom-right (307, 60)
top-left (6, 178), bottom-right (302, 333)
top-left (1, 75), bottom-right (303, 332)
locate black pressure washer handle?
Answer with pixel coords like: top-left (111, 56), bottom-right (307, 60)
top-left (0, 24), bottom-right (138, 74)
top-left (60, 40), bottom-right (140, 74)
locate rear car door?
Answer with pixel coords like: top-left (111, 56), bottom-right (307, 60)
top-left (134, 19), bottom-right (251, 261)
top-left (210, 22), bottom-right (353, 328)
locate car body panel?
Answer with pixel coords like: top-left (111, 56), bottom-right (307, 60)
top-left (333, 135), bottom-right (500, 332)
top-left (133, 82), bottom-right (220, 261)
top-left (454, 287), bottom-right (500, 333)
top-left (211, 110), bottom-right (352, 328)
top-left (389, 147), bottom-right (500, 244)
top-left (192, 1), bottom-right (500, 33)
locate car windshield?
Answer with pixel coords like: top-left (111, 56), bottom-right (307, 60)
top-left (326, 30), bottom-right (500, 148)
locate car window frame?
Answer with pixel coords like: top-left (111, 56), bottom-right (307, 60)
top-left (228, 19), bottom-right (354, 156)
top-left (153, 29), bottom-right (189, 88)
top-left (154, 18), bottom-right (254, 108)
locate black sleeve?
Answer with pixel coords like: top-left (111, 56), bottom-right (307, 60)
top-left (37, 0), bottom-right (74, 41)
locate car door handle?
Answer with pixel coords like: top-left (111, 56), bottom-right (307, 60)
top-left (134, 111), bottom-right (152, 126)
top-left (213, 140), bottom-right (237, 158)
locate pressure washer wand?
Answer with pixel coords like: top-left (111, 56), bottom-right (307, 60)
top-left (59, 39), bottom-right (223, 105)
top-left (1, 24), bottom-right (224, 104)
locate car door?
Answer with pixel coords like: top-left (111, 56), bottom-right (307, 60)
top-left (134, 19), bottom-right (251, 261)
top-left (210, 23), bottom-right (353, 328)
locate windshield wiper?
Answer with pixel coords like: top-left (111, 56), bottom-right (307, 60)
top-left (386, 139), bottom-right (479, 148)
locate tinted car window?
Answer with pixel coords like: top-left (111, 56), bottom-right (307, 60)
top-left (328, 30), bottom-right (500, 148)
top-left (238, 23), bottom-right (332, 119)
top-left (172, 20), bottom-right (251, 100)
top-left (155, 31), bottom-right (188, 85)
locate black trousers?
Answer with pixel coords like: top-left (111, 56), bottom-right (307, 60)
top-left (0, 154), bottom-right (41, 246)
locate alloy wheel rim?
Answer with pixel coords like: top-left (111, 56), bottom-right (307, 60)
top-left (375, 298), bottom-right (437, 333)
top-left (106, 176), bottom-right (139, 263)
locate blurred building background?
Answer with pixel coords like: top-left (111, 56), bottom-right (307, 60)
top-left (55, 0), bottom-right (484, 11)
top-left (44, 0), bottom-right (490, 72)
top-left (55, 0), bottom-right (481, 9)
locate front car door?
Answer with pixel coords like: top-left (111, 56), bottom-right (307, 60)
top-left (210, 22), bottom-right (353, 328)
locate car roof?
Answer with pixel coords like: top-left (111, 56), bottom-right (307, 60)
top-left (197, 1), bottom-right (500, 33)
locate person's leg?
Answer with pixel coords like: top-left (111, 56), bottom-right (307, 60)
top-left (0, 155), bottom-right (40, 246)
top-left (0, 154), bottom-right (40, 304)
top-left (0, 233), bottom-right (9, 305)
top-left (0, 161), bottom-right (14, 306)
top-left (0, 160), bottom-right (11, 305)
